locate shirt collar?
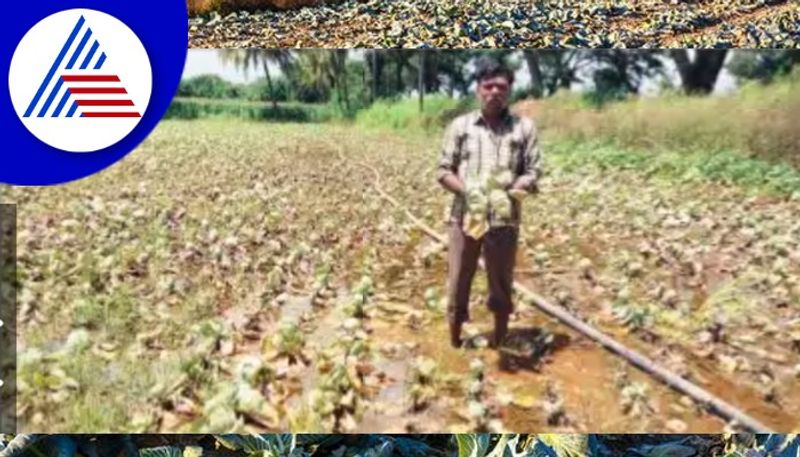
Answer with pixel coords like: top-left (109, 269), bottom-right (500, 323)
top-left (474, 108), bottom-right (513, 128)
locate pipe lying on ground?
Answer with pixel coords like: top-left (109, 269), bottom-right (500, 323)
top-left (343, 147), bottom-right (774, 433)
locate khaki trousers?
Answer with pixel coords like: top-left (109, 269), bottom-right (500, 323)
top-left (446, 222), bottom-right (518, 327)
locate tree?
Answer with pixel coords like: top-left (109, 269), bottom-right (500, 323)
top-left (592, 50), bottom-right (665, 95)
top-left (669, 50), bottom-right (728, 95)
top-left (219, 49), bottom-right (293, 108)
top-left (727, 50), bottom-right (800, 84)
top-left (332, 49), bottom-right (350, 111)
top-left (288, 50), bottom-right (335, 101)
top-left (522, 50), bottom-right (587, 98)
top-left (522, 51), bottom-right (544, 98)
top-left (386, 50), bottom-right (416, 97)
top-left (420, 50), bottom-right (477, 97)
top-left (364, 50), bottom-right (385, 101)
top-left (418, 51), bottom-right (425, 112)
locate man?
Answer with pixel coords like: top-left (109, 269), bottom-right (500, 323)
top-left (436, 56), bottom-right (541, 349)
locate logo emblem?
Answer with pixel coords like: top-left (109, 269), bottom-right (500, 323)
top-left (8, 9), bottom-right (152, 153)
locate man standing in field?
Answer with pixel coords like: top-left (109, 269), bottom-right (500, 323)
top-left (437, 57), bottom-right (541, 349)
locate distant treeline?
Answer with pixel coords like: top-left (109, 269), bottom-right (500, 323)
top-left (179, 50), bottom-right (800, 114)
top-left (165, 96), bottom-right (337, 122)
top-left (170, 66), bottom-right (800, 172)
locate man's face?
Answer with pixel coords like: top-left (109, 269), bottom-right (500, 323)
top-left (476, 74), bottom-right (511, 115)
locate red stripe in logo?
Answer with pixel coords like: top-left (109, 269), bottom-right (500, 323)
top-left (82, 112), bottom-right (141, 118)
top-left (61, 75), bottom-right (120, 82)
top-left (76, 99), bottom-right (134, 106)
top-left (69, 87), bottom-right (128, 94)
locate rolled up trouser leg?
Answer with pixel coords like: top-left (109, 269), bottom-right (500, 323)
top-left (447, 221), bottom-right (481, 328)
top-left (483, 225), bottom-right (518, 317)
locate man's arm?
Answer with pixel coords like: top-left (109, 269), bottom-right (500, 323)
top-left (511, 119), bottom-right (541, 194)
top-left (437, 119), bottom-right (465, 196)
top-left (440, 173), bottom-right (466, 195)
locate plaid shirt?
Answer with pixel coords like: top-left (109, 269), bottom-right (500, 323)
top-left (437, 109), bottom-right (541, 227)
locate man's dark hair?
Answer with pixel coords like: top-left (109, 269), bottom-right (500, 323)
top-left (474, 56), bottom-right (515, 85)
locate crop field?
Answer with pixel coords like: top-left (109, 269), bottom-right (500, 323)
top-left (2, 434), bottom-right (799, 457)
top-left (6, 118), bottom-right (800, 433)
top-left (187, 0), bottom-right (800, 48)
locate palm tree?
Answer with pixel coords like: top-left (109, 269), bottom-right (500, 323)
top-left (218, 49), bottom-right (293, 108)
top-left (286, 50), bottom-right (351, 111)
top-left (290, 50), bottom-right (336, 97)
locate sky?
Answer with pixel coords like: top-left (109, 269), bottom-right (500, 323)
top-left (183, 49), bottom-right (255, 83)
top-left (182, 49), bottom-right (738, 95)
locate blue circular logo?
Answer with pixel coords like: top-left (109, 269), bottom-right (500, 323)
top-left (2, 1), bottom-right (187, 185)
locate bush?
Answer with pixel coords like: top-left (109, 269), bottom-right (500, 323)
top-left (355, 95), bottom-right (476, 132)
top-left (177, 74), bottom-right (241, 99)
top-left (549, 141), bottom-right (800, 197)
top-left (165, 98), bottom-right (334, 122)
top-left (241, 77), bottom-right (292, 103)
top-left (529, 75), bottom-right (800, 169)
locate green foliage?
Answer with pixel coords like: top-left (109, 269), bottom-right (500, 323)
top-left (455, 434), bottom-right (588, 457)
top-left (355, 95), bottom-right (475, 132)
top-left (0, 433), bottom-right (798, 457)
top-left (165, 98), bottom-right (334, 122)
top-left (728, 51), bottom-right (800, 84)
top-left (269, 323), bottom-right (305, 359)
top-left (455, 435), bottom-right (492, 457)
top-left (408, 357), bottom-right (438, 411)
top-left (243, 78), bottom-right (292, 103)
top-left (138, 448), bottom-right (181, 457)
top-left (537, 76), bottom-right (800, 169)
top-left (550, 141), bottom-right (800, 198)
top-left (581, 87), bottom-right (628, 109)
top-left (214, 435), bottom-right (295, 456)
top-left (177, 75), bottom-right (242, 99)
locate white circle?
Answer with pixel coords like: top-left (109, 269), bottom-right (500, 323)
top-left (8, 9), bottom-right (152, 153)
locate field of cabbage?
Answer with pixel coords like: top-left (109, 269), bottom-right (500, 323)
top-left (188, 0), bottom-right (800, 48)
top-left (5, 119), bottom-right (800, 433)
top-left (1, 434), bottom-right (799, 457)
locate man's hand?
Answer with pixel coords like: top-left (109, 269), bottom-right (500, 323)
top-left (508, 188), bottom-right (528, 201)
top-left (507, 175), bottom-right (539, 200)
top-left (440, 172), bottom-right (466, 196)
